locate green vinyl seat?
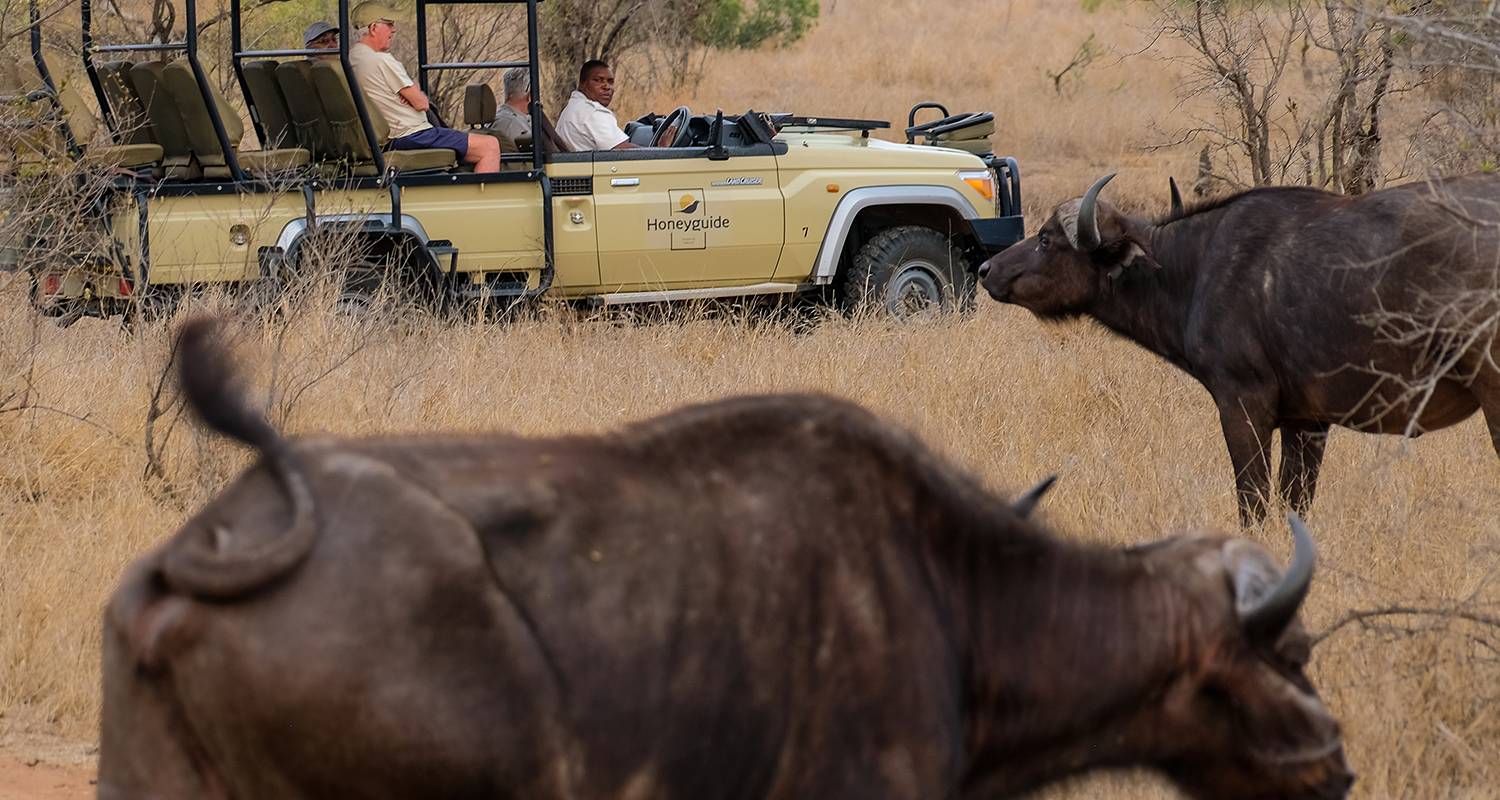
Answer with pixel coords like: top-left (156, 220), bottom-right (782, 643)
top-left (309, 60), bottom-right (455, 175)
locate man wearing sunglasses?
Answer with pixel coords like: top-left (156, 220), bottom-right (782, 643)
top-left (348, 2), bottom-right (501, 172)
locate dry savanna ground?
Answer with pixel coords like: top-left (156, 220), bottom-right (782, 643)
top-left (3, 0), bottom-right (1500, 797)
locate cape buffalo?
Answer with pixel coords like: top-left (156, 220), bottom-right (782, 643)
top-left (979, 173), bottom-right (1500, 524)
top-left (99, 319), bottom-right (1352, 799)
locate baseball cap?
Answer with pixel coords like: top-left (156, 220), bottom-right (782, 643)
top-left (351, 2), bottom-right (399, 28)
top-left (302, 21), bottom-right (338, 46)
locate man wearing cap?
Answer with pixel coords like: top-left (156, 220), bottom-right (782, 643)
top-left (302, 21), bottom-right (339, 59)
top-left (555, 59), bottom-right (638, 151)
top-left (348, 1), bottom-right (500, 172)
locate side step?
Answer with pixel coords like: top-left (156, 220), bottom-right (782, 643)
top-left (425, 241), bottom-right (535, 300)
top-left (592, 282), bottom-right (804, 307)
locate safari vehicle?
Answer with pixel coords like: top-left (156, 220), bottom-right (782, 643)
top-left (12, 0), bottom-right (1024, 322)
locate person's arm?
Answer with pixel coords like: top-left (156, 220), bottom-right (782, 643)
top-left (398, 85), bottom-right (430, 112)
top-left (380, 55), bottom-right (429, 112)
top-left (611, 140), bottom-right (638, 150)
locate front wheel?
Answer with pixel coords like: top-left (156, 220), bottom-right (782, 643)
top-left (842, 225), bottom-right (974, 320)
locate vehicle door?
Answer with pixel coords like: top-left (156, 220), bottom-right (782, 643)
top-left (591, 139), bottom-right (783, 290)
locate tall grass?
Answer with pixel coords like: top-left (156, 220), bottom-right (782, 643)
top-left (2, 0), bottom-right (1498, 797)
top-left (2, 277), bottom-right (1497, 797)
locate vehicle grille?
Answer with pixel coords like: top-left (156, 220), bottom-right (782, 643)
top-left (551, 176), bottom-right (592, 196)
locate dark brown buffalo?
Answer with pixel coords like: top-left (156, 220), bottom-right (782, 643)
top-left (99, 319), bottom-right (1352, 799)
top-left (979, 173), bottom-right (1500, 524)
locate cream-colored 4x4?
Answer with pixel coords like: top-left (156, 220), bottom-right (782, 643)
top-left (15, 0), bottom-right (1024, 322)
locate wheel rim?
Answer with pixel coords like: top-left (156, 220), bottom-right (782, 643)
top-left (334, 289), bottom-right (373, 317)
top-left (884, 259), bottom-right (946, 320)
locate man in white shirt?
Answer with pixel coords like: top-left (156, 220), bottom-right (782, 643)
top-left (555, 60), bottom-right (637, 151)
top-left (347, 2), bottom-right (500, 172)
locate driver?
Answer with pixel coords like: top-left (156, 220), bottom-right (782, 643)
top-left (555, 60), bottom-right (637, 151)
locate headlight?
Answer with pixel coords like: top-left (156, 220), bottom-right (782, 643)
top-left (957, 169), bottom-right (995, 203)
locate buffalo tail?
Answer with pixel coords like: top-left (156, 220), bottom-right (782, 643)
top-left (162, 317), bottom-right (320, 599)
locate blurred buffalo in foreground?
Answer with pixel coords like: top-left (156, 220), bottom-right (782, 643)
top-left (99, 318), bottom-right (1351, 799)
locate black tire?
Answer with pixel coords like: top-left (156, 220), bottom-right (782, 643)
top-left (842, 225), bottom-right (974, 320)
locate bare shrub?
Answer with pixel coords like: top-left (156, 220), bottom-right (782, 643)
top-left (1148, 0), bottom-right (1405, 192)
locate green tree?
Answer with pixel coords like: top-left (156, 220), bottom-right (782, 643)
top-left (693, 0), bottom-right (820, 50)
top-left (536, 0), bottom-right (817, 106)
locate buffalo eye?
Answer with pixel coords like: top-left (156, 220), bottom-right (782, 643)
top-left (1037, 232), bottom-right (1050, 250)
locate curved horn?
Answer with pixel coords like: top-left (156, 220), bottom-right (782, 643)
top-left (1169, 176), bottom-right (1184, 218)
top-left (1075, 172), bottom-right (1116, 251)
top-left (1237, 513), bottom-right (1318, 641)
top-left (1011, 475), bottom-right (1058, 518)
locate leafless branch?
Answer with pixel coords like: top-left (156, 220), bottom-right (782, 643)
top-left (1315, 604), bottom-right (1500, 647)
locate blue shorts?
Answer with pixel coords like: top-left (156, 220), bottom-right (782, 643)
top-left (389, 126), bottom-right (469, 158)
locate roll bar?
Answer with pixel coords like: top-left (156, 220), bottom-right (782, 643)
top-left (415, 0), bottom-right (546, 173)
top-left (27, 0), bottom-right (80, 156)
top-left (224, 0), bottom-right (385, 172)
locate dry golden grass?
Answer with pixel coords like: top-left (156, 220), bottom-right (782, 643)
top-left (640, 0), bottom-right (1209, 216)
top-left (3, 280), bottom-right (1498, 797)
top-left (3, 0), bottom-right (1499, 797)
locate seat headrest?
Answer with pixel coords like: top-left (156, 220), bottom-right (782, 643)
top-left (463, 84), bottom-right (496, 128)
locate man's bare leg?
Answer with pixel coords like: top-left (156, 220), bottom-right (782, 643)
top-left (465, 133), bottom-right (501, 173)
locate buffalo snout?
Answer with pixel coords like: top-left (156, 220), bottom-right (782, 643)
top-left (980, 242), bottom-right (1038, 304)
top-left (978, 251), bottom-right (1017, 301)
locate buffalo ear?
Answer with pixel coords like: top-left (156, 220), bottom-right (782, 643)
top-left (1099, 214), bottom-right (1162, 277)
top-left (1122, 241), bottom-right (1163, 271)
top-left (1224, 514), bottom-right (1317, 644)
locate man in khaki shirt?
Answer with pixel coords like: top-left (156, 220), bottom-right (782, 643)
top-left (348, 2), bottom-right (499, 172)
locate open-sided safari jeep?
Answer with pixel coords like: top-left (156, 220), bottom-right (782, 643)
top-left (9, 0), bottom-right (1025, 322)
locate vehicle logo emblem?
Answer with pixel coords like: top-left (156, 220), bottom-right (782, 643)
top-left (648, 189), bottom-right (725, 251)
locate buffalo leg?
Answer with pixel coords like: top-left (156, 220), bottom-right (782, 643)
top-left (1476, 371), bottom-right (1500, 457)
top-left (1277, 421), bottom-right (1330, 515)
top-left (1216, 396), bottom-right (1276, 526)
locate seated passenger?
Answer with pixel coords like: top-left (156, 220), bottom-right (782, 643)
top-left (347, 2), bottom-right (500, 172)
top-left (492, 66), bottom-right (532, 143)
top-left (555, 59), bottom-right (636, 151)
top-left (303, 21), bottom-right (339, 59)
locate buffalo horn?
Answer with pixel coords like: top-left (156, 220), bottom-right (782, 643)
top-left (1237, 513), bottom-right (1317, 641)
top-left (1012, 475), bottom-right (1058, 518)
top-left (1169, 176), bottom-right (1184, 217)
top-left (1076, 172), bottom-right (1116, 251)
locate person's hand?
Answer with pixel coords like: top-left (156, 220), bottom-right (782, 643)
top-left (655, 124), bottom-right (678, 148)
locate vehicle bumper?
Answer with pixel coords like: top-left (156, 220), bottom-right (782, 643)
top-left (972, 215), bottom-right (1026, 253)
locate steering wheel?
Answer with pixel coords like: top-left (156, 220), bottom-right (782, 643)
top-left (652, 105), bottom-right (693, 148)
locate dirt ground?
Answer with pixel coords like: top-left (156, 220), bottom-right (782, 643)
top-left (0, 730), bottom-right (95, 800)
top-left (0, 757), bottom-right (93, 800)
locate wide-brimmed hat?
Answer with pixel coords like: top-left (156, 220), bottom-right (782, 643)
top-left (302, 21), bottom-right (339, 46)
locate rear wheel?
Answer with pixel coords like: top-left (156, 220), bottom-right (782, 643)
top-left (842, 225), bottom-right (973, 320)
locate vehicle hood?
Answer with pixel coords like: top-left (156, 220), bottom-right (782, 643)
top-left (775, 132), bottom-right (986, 168)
